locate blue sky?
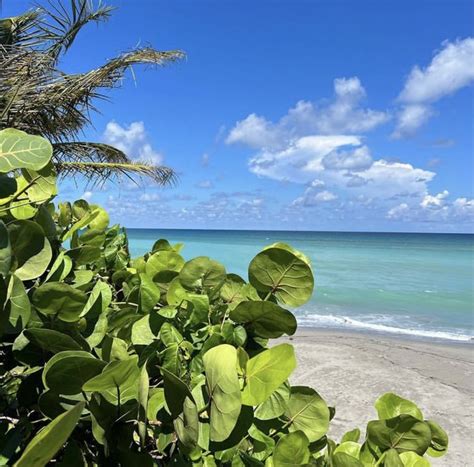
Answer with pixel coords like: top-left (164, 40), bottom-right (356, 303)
top-left (5, 0), bottom-right (474, 232)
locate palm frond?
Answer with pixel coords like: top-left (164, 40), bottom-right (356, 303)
top-left (37, 0), bottom-right (113, 60)
top-left (55, 161), bottom-right (177, 187)
top-left (53, 142), bottom-right (130, 164)
top-left (0, 9), bottom-right (43, 47)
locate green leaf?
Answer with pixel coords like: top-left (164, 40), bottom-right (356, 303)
top-left (80, 280), bottom-right (112, 318)
top-left (332, 452), bottom-right (364, 467)
top-left (62, 209), bottom-right (99, 241)
top-left (138, 363), bottom-right (149, 448)
top-left (255, 382), bottom-right (291, 420)
top-left (25, 328), bottom-right (82, 354)
top-left (8, 220), bottom-right (52, 280)
top-left (273, 431), bottom-right (310, 466)
top-left (32, 282), bottom-right (87, 322)
top-left (174, 396), bottom-right (199, 450)
top-left (88, 205), bottom-right (109, 230)
top-left (248, 246), bottom-right (314, 306)
top-left (334, 442), bottom-right (361, 459)
top-left (283, 386), bottom-right (330, 442)
top-left (242, 344), bottom-right (296, 406)
top-left (82, 357), bottom-right (140, 405)
top-left (85, 312), bottom-right (108, 348)
top-left (179, 256), bottom-right (226, 295)
top-left (161, 367), bottom-right (194, 418)
top-left (426, 420), bottom-right (448, 457)
top-left (0, 128), bottom-right (52, 173)
top-left (14, 402), bottom-right (84, 467)
top-left (367, 415), bottom-right (431, 455)
top-left (131, 315), bottom-right (156, 346)
top-left (139, 273), bottom-right (161, 314)
top-left (0, 220), bottom-right (11, 277)
top-left (147, 389), bottom-right (165, 421)
top-left (398, 452), bottom-right (431, 466)
top-left (45, 253), bottom-right (73, 283)
top-left (375, 393), bottom-right (424, 421)
top-left (230, 301), bottom-right (297, 338)
top-left (23, 163), bottom-right (57, 202)
top-left (43, 351), bottom-right (106, 395)
top-left (341, 428), bottom-right (361, 443)
top-left (203, 344), bottom-right (241, 442)
top-left (383, 449), bottom-right (404, 467)
top-left (6, 274), bottom-right (30, 329)
top-left (146, 250), bottom-right (185, 278)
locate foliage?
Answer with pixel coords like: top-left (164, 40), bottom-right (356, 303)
top-left (0, 0), bottom-right (182, 185)
top-left (0, 129), bottom-right (449, 465)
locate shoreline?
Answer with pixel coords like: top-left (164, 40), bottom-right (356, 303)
top-left (279, 328), bottom-right (474, 466)
top-left (296, 324), bottom-right (474, 346)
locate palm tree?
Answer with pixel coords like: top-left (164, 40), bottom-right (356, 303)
top-left (0, 0), bottom-right (183, 185)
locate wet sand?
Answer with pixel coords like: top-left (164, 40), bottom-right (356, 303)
top-left (278, 329), bottom-right (474, 466)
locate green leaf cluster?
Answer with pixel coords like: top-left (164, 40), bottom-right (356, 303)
top-left (0, 129), bottom-right (448, 465)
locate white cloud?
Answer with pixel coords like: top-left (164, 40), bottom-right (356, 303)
top-left (420, 190), bottom-right (449, 209)
top-left (82, 190), bottom-right (93, 200)
top-left (139, 193), bottom-right (161, 202)
top-left (226, 114), bottom-right (282, 149)
top-left (394, 38), bottom-right (474, 137)
top-left (226, 77), bottom-right (389, 149)
top-left (103, 121), bottom-right (164, 164)
top-left (387, 203), bottom-right (409, 219)
top-left (392, 105), bottom-right (434, 138)
top-left (322, 145), bottom-right (373, 171)
top-left (201, 153), bottom-right (210, 167)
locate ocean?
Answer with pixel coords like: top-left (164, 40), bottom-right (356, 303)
top-left (127, 229), bottom-right (474, 342)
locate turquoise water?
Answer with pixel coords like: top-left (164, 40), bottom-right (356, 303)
top-left (127, 229), bottom-right (474, 342)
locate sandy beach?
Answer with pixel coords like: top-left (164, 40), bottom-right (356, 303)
top-left (279, 329), bottom-right (474, 466)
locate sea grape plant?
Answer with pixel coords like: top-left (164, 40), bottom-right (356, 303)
top-left (0, 129), bottom-right (449, 465)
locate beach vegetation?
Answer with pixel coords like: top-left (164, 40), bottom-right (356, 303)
top-left (0, 129), bottom-right (449, 465)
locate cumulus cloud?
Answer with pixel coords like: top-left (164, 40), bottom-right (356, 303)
top-left (394, 38), bottom-right (474, 137)
top-left (226, 77), bottom-right (389, 149)
top-left (103, 121), bottom-right (164, 164)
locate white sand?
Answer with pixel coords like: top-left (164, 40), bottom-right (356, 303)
top-left (278, 329), bottom-right (474, 466)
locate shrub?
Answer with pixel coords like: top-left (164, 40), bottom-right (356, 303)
top-left (0, 129), bottom-right (449, 466)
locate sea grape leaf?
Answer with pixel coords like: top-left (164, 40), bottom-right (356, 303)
top-left (43, 352), bottom-right (106, 395)
top-left (80, 280), bottom-right (112, 318)
top-left (398, 452), bottom-right (430, 466)
top-left (8, 220), bottom-right (52, 280)
top-left (32, 282), bottom-right (87, 322)
top-left (139, 273), bottom-right (161, 314)
top-left (242, 344), bottom-right (296, 406)
top-left (147, 389), bottom-right (165, 421)
top-left (426, 420), bottom-right (448, 457)
top-left (0, 220), bottom-right (11, 277)
top-left (230, 300), bottom-right (297, 338)
top-left (273, 431), bottom-right (310, 466)
top-left (138, 363), bottom-right (149, 448)
top-left (255, 382), bottom-right (291, 420)
top-left (23, 163), bottom-right (57, 202)
top-left (85, 312), bottom-right (108, 348)
top-left (174, 396), bottom-right (199, 450)
top-left (45, 253), bottom-right (73, 283)
top-left (82, 357), bottom-right (140, 405)
top-left (367, 414), bottom-right (431, 455)
top-left (14, 402), bottom-right (84, 467)
top-left (341, 428), bottom-right (361, 443)
top-left (248, 245), bottom-right (313, 306)
top-left (334, 442), bottom-right (361, 459)
top-left (283, 386), bottom-right (330, 442)
top-left (88, 205), bottom-right (109, 230)
top-left (6, 274), bottom-right (30, 329)
top-left (131, 315), bottom-right (156, 346)
top-left (161, 367), bottom-right (194, 418)
top-left (25, 328), bottom-right (82, 354)
top-left (146, 250), bottom-right (185, 277)
top-left (179, 256), bottom-right (226, 295)
top-left (0, 128), bottom-right (52, 173)
top-left (203, 344), bottom-right (241, 442)
top-left (375, 393), bottom-right (423, 421)
top-left (382, 449), bottom-right (404, 467)
top-left (332, 452), bottom-right (364, 467)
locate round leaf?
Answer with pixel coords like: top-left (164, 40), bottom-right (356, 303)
top-left (248, 246), bottom-right (314, 306)
top-left (375, 393), bottom-right (423, 421)
top-left (179, 256), bottom-right (226, 294)
top-left (230, 300), bottom-right (297, 338)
